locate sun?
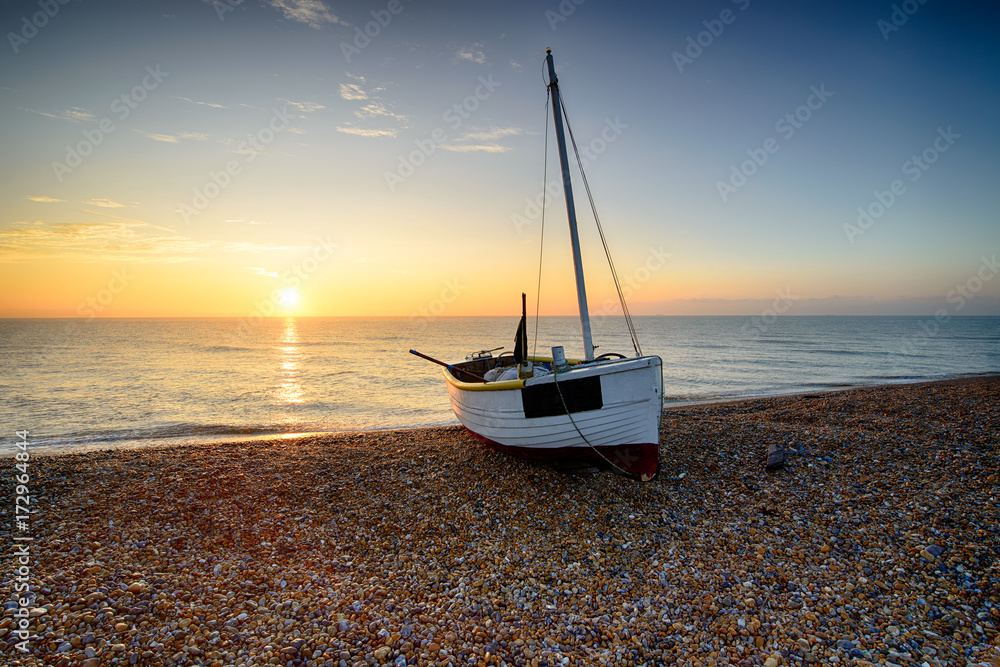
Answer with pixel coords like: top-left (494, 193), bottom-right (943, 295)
top-left (278, 288), bottom-right (300, 310)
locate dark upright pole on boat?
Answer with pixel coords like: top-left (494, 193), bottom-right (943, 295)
top-left (520, 291), bottom-right (527, 357)
top-left (545, 48), bottom-right (595, 362)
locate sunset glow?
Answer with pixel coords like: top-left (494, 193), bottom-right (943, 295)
top-left (1, 1), bottom-right (998, 318)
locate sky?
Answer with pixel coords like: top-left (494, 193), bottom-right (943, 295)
top-left (1, 0), bottom-right (998, 318)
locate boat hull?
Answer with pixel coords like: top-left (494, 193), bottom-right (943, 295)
top-left (444, 355), bottom-right (662, 480)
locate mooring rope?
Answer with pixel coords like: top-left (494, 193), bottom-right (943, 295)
top-left (551, 369), bottom-right (634, 477)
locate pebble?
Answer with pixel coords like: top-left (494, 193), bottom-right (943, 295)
top-left (2, 377), bottom-right (997, 665)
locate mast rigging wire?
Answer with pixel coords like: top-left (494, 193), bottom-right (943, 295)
top-left (558, 93), bottom-right (643, 357)
top-left (532, 91), bottom-right (551, 361)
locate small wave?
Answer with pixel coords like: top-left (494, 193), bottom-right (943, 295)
top-left (33, 423), bottom-right (290, 447)
top-left (202, 345), bottom-right (252, 352)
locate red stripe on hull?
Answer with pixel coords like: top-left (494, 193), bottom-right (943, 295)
top-left (464, 428), bottom-right (660, 481)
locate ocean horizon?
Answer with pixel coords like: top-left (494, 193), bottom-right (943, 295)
top-left (2, 315), bottom-right (998, 455)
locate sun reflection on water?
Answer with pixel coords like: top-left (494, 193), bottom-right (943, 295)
top-left (276, 318), bottom-right (304, 404)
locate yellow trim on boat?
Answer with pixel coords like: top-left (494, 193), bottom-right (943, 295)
top-left (442, 367), bottom-right (525, 391)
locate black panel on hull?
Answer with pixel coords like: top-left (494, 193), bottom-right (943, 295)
top-left (521, 376), bottom-right (603, 418)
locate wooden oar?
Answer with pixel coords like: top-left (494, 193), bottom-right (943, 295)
top-left (409, 350), bottom-right (485, 382)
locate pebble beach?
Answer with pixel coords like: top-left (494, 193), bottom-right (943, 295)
top-left (3, 377), bottom-right (999, 667)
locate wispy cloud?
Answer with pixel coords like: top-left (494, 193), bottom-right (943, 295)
top-left (456, 43), bottom-right (487, 65)
top-left (21, 106), bottom-right (96, 123)
top-left (439, 144), bottom-right (512, 153)
top-left (339, 83), bottom-right (368, 101)
top-left (459, 127), bottom-right (523, 142)
top-left (177, 96), bottom-right (227, 109)
top-left (355, 102), bottom-right (407, 124)
top-left (282, 99), bottom-right (326, 115)
top-left (134, 130), bottom-right (180, 143)
top-left (336, 78), bottom-right (405, 139)
top-left (84, 198), bottom-right (129, 209)
top-left (133, 130), bottom-right (209, 143)
top-left (83, 197), bottom-right (126, 208)
top-left (263, 0), bottom-right (344, 28)
top-left (336, 126), bottom-right (399, 138)
top-left (440, 126), bottom-right (522, 153)
top-left (28, 196), bottom-right (64, 203)
top-left (247, 267), bottom-right (281, 277)
top-left (0, 219), bottom-right (295, 264)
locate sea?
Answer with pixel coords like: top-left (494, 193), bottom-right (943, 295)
top-left (1, 316), bottom-right (998, 455)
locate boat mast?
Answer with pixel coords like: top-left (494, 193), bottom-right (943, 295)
top-left (545, 48), bottom-right (594, 362)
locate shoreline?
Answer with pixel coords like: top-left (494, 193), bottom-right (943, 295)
top-left (11, 373), bottom-right (999, 458)
top-left (2, 376), bottom-right (998, 666)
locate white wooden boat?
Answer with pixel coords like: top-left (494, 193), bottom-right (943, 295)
top-left (413, 49), bottom-right (663, 480)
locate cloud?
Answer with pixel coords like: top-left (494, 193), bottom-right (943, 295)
top-left (282, 99), bottom-right (326, 115)
top-left (458, 127), bottom-right (523, 142)
top-left (509, 60), bottom-right (523, 71)
top-left (21, 106), bottom-right (96, 122)
top-left (134, 129), bottom-right (211, 142)
top-left (263, 0), bottom-right (344, 28)
top-left (28, 196), bottom-right (64, 203)
top-left (439, 126), bottom-right (522, 153)
top-left (134, 130), bottom-right (180, 143)
top-left (355, 102), bottom-right (407, 124)
top-left (247, 267), bottom-right (281, 278)
top-left (456, 43), bottom-right (487, 65)
top-left (177, 96), bottom-right (227, 109)
top-left (0, 219), bottom-right (295, 264)
top-left (337, 78), bottom-right (406, 138)
top-left (339, 83), bottom-right (368, 100)
top-left (439, 144), bottom-right (512, 153)
top-left (336, 126), bottom-right (399, 138)
top-left (84, 198), bottom-right (129, 208)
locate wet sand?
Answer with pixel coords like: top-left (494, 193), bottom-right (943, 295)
top-left (2, 376), bottom-right (999, 667)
